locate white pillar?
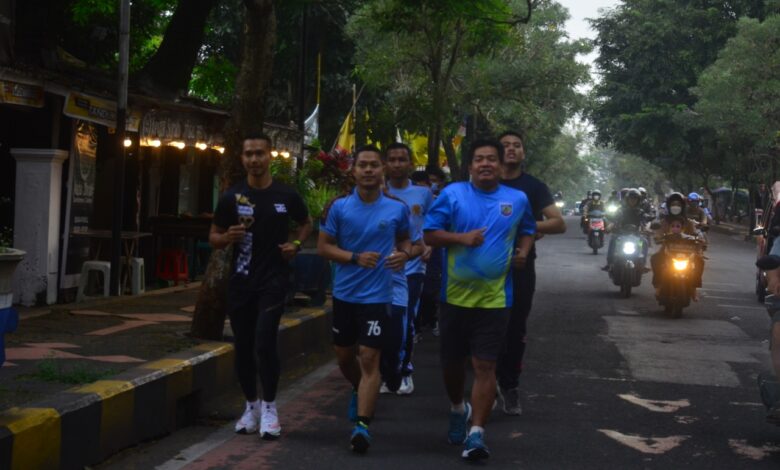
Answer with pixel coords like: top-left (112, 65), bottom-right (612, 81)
top-left (11, 148), bottom-right (68, 306)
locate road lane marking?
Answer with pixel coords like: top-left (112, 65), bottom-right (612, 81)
top-left (616, 309), bottom-right (639, 316)
top-left (729, 402), bottom-right (764, 407)
top-left (717, 304), bottom-right (765, 311)
top-left (618, 394), bottom-right (690, 413)
top-left (728, 439), bottom-right (780, 460)
top-left (598, 429), bottom-right (689, 454)
top-left (703, 295), bottom-right (751, 300)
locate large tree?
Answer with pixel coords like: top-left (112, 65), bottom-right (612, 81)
top-left (694, 15), bottom-right (780, 183)
top-left (589, 0), bottom-right (773, 188)
top-left (347, 0), bottom-right (537, 175)
top-left (191, 0), bottom-right (278, 339)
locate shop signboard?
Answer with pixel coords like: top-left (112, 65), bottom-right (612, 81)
top-left (63, 91), bottom-right (141, 131)
top-left (0, 80), bottom-right (44, 107)
top-left (59, 121), bottom-right (98, 288)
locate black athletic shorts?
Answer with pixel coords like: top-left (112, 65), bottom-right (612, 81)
top-left (439, 303), bottom-right (510, 362)
top-left (332, 297), bottom-right (392, 349)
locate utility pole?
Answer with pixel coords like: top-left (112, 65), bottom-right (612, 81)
top-left (110, 0), bottom-right (130, 296)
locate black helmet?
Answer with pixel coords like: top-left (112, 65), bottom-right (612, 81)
top-left (665, 192), bottom-right (686, 217)
top-left (624, 188), bottom-right (641, 205)
top-left (586, 190), bottom-right (592, 197)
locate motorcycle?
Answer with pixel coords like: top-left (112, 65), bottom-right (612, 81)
top-left (655, 233), bottom-right (704, 318)
top-left (586, 209), bottom-right (606, 254)
top-left (755, 254), bottom-right (780, 424)
top-left (608, 225), bottom-right (646, 297)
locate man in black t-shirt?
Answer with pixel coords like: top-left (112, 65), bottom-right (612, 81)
top-left (497, 130), bottom-right (566, 415)
top-left (210, 133), bottom-right (312, 440)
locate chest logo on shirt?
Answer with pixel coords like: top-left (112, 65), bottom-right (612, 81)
top-left (378, 220), bottom-right (389, 231)
top-left (274, 203), bottom-right (288, 213)
top-left (411, 204), bottom-right (423, 216)
top-left (235, 194), bottom-right (255, 228)
top-left (500, 202), bottom-right (513, 217)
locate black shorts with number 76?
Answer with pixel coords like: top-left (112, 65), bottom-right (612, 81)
top-left (332, 298), bottom-right (393, 349)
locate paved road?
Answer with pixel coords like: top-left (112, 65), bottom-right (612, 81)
top-left (100, 217), bottom-right (780, 469)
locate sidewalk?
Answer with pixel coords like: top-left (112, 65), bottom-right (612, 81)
top-left (0, 284), bottom-right (332, 470)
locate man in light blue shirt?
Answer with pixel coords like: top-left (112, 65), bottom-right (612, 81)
top-left (318, 145), bottom-right (414, 454)
top-left (425, 138), bottom-right (535, 461)
top-left (385, 142), bottom-right (434, 395)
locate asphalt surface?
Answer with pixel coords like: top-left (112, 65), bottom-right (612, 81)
top-left (99, 216), bottom-right (780, 469)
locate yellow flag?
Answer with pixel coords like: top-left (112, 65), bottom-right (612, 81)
top-left (335, 110), bottom-right (355, 154)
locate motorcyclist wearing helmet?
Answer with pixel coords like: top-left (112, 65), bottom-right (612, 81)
top-left (583, 190), bottom-right (605, 233)
top-left (687, 192), bottom-right (708, 229)
top-left (650, 192), bottom-right (706, 299)
top-left (638, 187), bottom-right (656, 220)
top-left (603, 189), bottom-right (652, 270)
top-left (579, 191), bottom-right (592, 228)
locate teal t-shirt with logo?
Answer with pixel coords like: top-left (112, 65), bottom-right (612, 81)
top-left (423, 182), bottom-right (536, 308)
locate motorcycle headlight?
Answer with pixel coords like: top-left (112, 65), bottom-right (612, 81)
top-left (672, 258), bottom-right (689, 271)
top-left (622, 242), bottom-right (637, 255)
top-left (607, 204), bottom-right (618, 214)
top-left (555, 201), bottom-right (564, 208)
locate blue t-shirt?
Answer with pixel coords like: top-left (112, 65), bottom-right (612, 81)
top-left (387, 181), bottom-right (434, 275)
top-left (321, 189), bottom-right (411, 304)
top-left (424, 182), bottom-right (536, 308)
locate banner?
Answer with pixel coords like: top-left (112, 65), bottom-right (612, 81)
top-left (0, 80), bottom-right (44, 107)
top-left (63, 92), bottom-right (140, 131)
top-left (60, 121), bottom-right (98, 286)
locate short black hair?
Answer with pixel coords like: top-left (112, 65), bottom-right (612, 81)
top-left (243, 132), bottom-right (273, 147)
top-left (498, 130), bottom-right (524, 143)
top-left (410, 170), bottom-right (430, 185)
top-left (426, 166), bottom-right (446, 181)
top-left (467, 138), bottom-right (504, 164)
top-left (353, 145), bottom-right (383, 163)
top-left (384, 142), bottom-right (413, 161)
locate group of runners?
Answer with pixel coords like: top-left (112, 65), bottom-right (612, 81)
top-left (209, 130), bottom-right (565, 462)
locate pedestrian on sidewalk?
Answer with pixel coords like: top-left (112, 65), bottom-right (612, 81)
top-left (209, 133), bottom-right (312, 440)
top-left (317, 145), bottom-right (414, 454)
top-left (424, 138), bottom-right (536, 461)
top-left (497, 130), bottom-right (566, 416)
top-left (385, 142), bottom-right (434, 395)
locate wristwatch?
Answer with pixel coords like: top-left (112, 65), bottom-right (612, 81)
top-left (350, 252), bottom-right (360, 265)
top-left (292, 239), bottom-right (302, 252)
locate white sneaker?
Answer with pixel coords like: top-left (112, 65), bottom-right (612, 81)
top-left (397, 375), bottom-right (414, 395)
top-left (235, 401), bottom-right (260, 434)
top-left (260, 401), bottom-right (281, 440)
top-left (380, 382), bottom-right (392, 394)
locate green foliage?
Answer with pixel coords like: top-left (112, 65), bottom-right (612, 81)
top-left (30, 359), bottom-right (115, 385)
top-left (304, 185), bottom-right (340, 221)
top-left (589, 0), bottom-right (772, 182)
top-left (189, 56), bottom-right (238, 105)
top-left (694, 15), bottom-right (780, 165)
top-left (348, 0), bottom-right (588, 174)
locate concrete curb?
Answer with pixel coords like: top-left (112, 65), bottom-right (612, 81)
top-left (0, 305), bottom-right (333, 470)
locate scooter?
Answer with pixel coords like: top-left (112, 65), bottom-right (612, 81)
top-left (587, 210), bottom-right (605, 254)
top-left (755, 254), bottom-right (780, 424)
top-left (655, 233), bottom-right (704, 318)
top-left (608, 225), bottom-right (646, 298)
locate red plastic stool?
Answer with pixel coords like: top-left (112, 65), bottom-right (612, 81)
top-left (155, 249), bottom-right (189, 285)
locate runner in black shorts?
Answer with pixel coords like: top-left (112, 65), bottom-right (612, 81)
top-left (210, 133), bottom-right (311, 440)
top-left (424, 139), bottom-right (536, 461)
top-left (318, 146), bottom-right (413, 454)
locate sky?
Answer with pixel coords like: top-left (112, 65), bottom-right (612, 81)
top-left (556, 0), bottom-right (621, 78)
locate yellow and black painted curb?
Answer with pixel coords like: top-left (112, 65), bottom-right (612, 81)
top-left (0, 303), bottom-right (333, 470)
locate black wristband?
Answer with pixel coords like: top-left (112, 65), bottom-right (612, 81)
top-left (350, 252), bottom-right (360, 265)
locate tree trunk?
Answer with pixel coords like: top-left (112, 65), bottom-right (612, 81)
top-left (136, 0), bottom-right (219, 96)
top-left (191, 0), bottom-right (277, 340)
top-left (441, 135), bottom-right (460, 180)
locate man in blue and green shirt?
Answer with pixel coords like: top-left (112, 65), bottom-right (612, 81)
top-left (424, 138), bottom-right (536, 462)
